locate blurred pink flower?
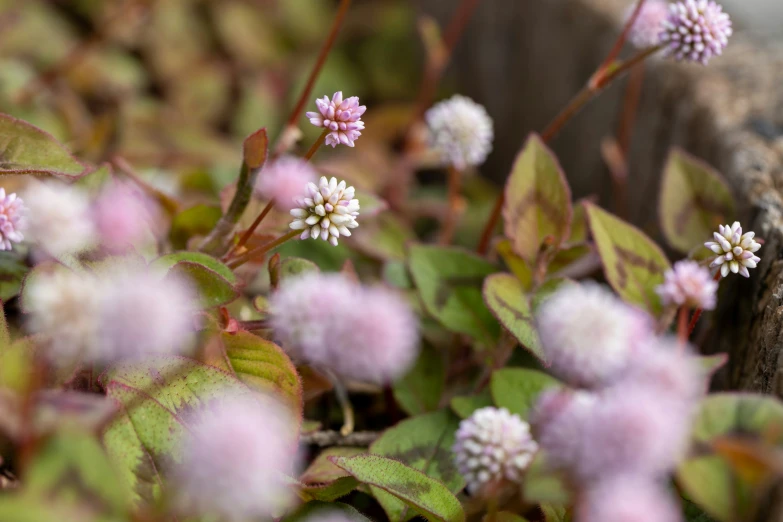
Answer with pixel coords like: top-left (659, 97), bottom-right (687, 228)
top-left (574, 385), bottom-right (691, 480)
top-left (426, 95), bottom-right (493, 170)
top-left (576, 475), bottom-right (683, 522)
top-left (530, 389), bottom-right (598, 473)
top-left (289, 176), bottom-right (360, 246)
top-left (705, 221), bottom-right (761, 278)
top-left (255, 156), bottom-right (318, 210)
top-left (0, 188), bottom-right (24, 251)
top-left (626, 0), bottom-right (669, 48)
top-left (94, 269), bottom-right (199, 362)
top-left (93, 181), bottom-right (160, 253)
top-left (660, 0), bottom-right (732, 65)
top-left (175, 394), bottom-right (297, 521)
top-left (306, 91), bottom-right (366, 148)
top-left (269, 272), bottom-right (419, 384)
top-left (536, 283), bottom-right (651, 388)
top-left (453, 407), bottom-right (538, 495)
top-left (23, 181), bottom-right (97, 257)
top-left (657, 260), bottom-right (718, 309)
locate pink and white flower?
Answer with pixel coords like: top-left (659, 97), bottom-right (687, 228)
top-left (0, 188), bottom-right (24, 251)
top-left (660, 0), bottom-right (733, 65)
top-left (657, 260), bottom-right (718, 309)
top-left (704, 221), bottom-right (761, 278)
top-left (289, 176), bottom-right (360, 246)
top-left (306, 92), bottom-right (366, 148)
top-left (255, 156), bottom-right (318, 209)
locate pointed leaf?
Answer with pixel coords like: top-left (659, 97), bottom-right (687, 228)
top-left (408, 244), bottom-right (499, 342)
top-left (330, 455), bottom-right (465, 522)
top-left (585, 203), bottom-right (670, 315)
top-left (483, 273), bottom-right (544, 361)
top-left (150, 252), bottom-right (238, 308)
top-left (659, 149), bottom-right (735, 253)
top-left (503, 134), bottom-right (572, 263)
top-left (490, 368), bottom-right (560, 419)
top-left (392, 344), bottom-right (446, 416)
top-left (0, 113), bottom-right (92, 178)
top-left (495, 239), bottom-right (533, 289)
top-left (299, 447), bottom-right (364, 502)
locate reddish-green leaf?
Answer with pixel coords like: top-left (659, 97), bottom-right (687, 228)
top-left (659, 149), bottom-right (735, 253)
top-left (482, 273), bottom-right (544, 361)
top-left (585, 203), bottom-right (670, 315)
top-left (503, 134), bottom-right (572, 264)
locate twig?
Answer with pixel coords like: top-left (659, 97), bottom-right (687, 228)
top-left (324, 369), bottom-right (355, 436)
top-left (272, 0), bottom-right (352, 158)
top-left (438, 165), bottom-right (462, 244)
top-left (304, 129), bottom-right (329, 161)
top-left (300, 430), bottom-right (379, 447)
top-left (476, 44), bottom-right (662, 255)
top-left (223, 200), bottom-right (274, 261)
top-left (226, 229), bottom-right (300, 270)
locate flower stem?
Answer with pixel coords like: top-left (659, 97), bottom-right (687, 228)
top-left (222, 200), bottom-right (274, 262)
top-left (439, 165), bottom-right (463, 245)
top-left (688, 271), bottom-right (722, 337)
top-left (591, 0), bottom-right (649, 88)
top-left (272, 0), bottom-right (352, 158)
top-left (305, 129), bottom-right (329, 161)
top-left (476, 45), bottom-right (662, 255)
top-left (226, 229), bottom-right (300, 270)
top-left (324, 369), bottom-right (355, 436)
top-left (677, 306), bottom-right (689, 346)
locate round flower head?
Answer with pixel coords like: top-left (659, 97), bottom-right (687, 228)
top-left (536, 283), bottom-right (651, 388)
top-left (657, 260), bottom-right (718, 309)
top-left (705, 221), bottom-right (761, 278)
top-left (530, 389), bottom-right (598, 474)
top-left (93, 181), bottom-right (160, 253)
top-left (255, 156), bottom-right (317, 209)
top-left (0, 188), bottom-right (24, 251)
top-left (24, 267), bottom-right (102, 364)
top-left (23, 181), bottom-right (97, 257)
top-left (577, 475), bottom-right (684, 522)
top-left (626, 0), bottom-right (670, 49)
top-left (175, 394), bottom-right (297, 521)
top-left (306, 91), bottom-right (366, 148)
top-left (425, 95), bottom-right (494, 170)
top-left (574, 385), bottom-right (691, 480)
top-left (269, 273), bottom-right (419, 384)
top-left (289, 176), bottom-right (360, 246)
top-left (453, 407), bottom-right (538, 496)
top-left (660, 0), bottom-right (733, 65)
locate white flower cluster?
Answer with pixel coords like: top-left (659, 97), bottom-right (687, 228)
top-left (289, 176), bottom-right (360, 246)
top-left (705, 221), bottom-right (761, 278)
top-left (426, 95), bottom-right (494, 170)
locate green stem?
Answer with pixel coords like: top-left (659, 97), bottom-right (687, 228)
top-left (226, 229), bottom-right (300, 270)
top-left (324, 369), bottom-right (355, 437)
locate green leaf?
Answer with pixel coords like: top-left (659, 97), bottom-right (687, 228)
top-left (150, 251), bottom-right (239, 308)
top-left (450, 390), bottom-right (493, 419)
top-left (392, 344), bottom-right (445, 416)
top-left (503, 134), bottom-right (572, 264)
top-left (690, 393), bottom-right (783, 444)
top-left (585, 203), bottom-right (671, 315)
top-left (541, 504), bottom-right (571, 522)
top-left (278, 256), bottom-right (320, 282)
top-left (353, 212), bottom-right (415, 261)
top-left (677, 456), bottom-right (741, 522)
top-left (0, 252), bottom-right (28, 301)
top-left (490, 368), bottom-right (559, 419)
top-left (523, 453), bottom-right (571, 506)
top-left (659, 149), bottom-right (735, 254)
top-left (331, 455), bottom-right (465, 522)
top-left (0, 495), bottom-right (88, 522)
top-left (0, 113), bottom-right (92, 178)
top-left (101, 356), bottom-right (253, 504)
top-left (370, 409), bottom-right (464, 522)
top-left (26, 430), bottom-right (130, 518)
top-left (408, 244), bottom-right (499, 342)
top-left (299, 447), bottom-right (364, 502)
top-left (220, 330), bottom-right (303, 414)
top-left (170, 204), bottom-right (222, 249)
top-left (495, 239), bottom-right (533, 289)
top-left (283, 500), bottom-right (373, 522)
top-left (483, 273), bottom-right (544, 362)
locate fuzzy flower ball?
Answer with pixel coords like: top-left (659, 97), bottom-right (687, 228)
top-left (306, 91), bottom-right (366, 148)
top-left (93, 181), bottom-right (160, 253)
top-left (626, 0), bottom-right (670, 49)
top-left (269, 273), bottom-right (419, 384)
top-left (289, 176), bottom-right (360, 246)
top-left (530, 389), bottom-right (598, 473)
top-left (657, 260), bottom-right (718, 309)
top-left (0, 188), bottom-right (24, 251)
top-left (705, 221), bottom-right (761, 278)
top-left (574, 386), bottom-right (691, 480)
top-left (24, 267), bottom-right (102, 364)
top-left (536, 283), bottom-right (650, 388)
top-left (453, 407), bottom-right (538, 495)
top-left (94, 269), bottom-right (198, 363)
top-left (175, 394), bottom-right (297, 521)
top-left (660, 0), bottom-right (733, 65)
top-left (426, 95), bottom-right (494, 170)
top-left (255, 156), bottom-right (318, 209)
top-left (23, 181), bottom-right (97, 257)
top-left (577, 475), bottom-right (684, 522)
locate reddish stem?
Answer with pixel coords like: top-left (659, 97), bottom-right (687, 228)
top-left (590, 0), bottom-right (648, 88)
top-left (304, 129), bottom-right (329, 161)
top-left (227, 229), bottom-right (301, 270)
top-left (687, 271), bottom-right (722, 337)
top-left (677, 306), bottom-right (689, 346)
top-left (273, 0), bottom-right (352, 157)
top-left (222, 200), bottom-right (274, 262)
top-left (438, 165), bottom-right (463, 245)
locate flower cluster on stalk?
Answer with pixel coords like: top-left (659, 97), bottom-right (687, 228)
top-left (289, 176), bottom-right (360, 246)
